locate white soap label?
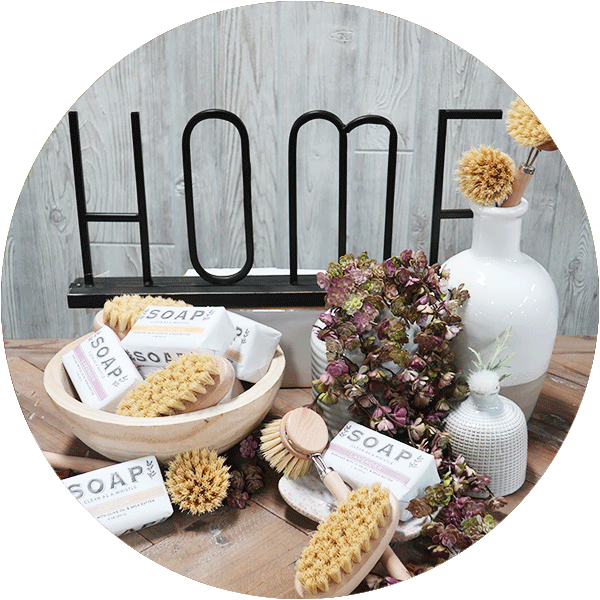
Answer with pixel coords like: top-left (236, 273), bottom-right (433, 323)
top-left (121, 305), bottom-right (236, 368)
top-left (62, 326), bottom-right (142, 412)
top-left (62, 455), bottom-right (173, 536)
top-left (323, 421), bottom-right (440, 521)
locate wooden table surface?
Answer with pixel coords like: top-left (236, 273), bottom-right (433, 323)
top-left (5, 335), bottom-right (595, 597)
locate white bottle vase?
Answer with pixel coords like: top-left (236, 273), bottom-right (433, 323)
top-left (444, 380), bottom-right (528, 497)
top-left (443, 199), bottom-right (559, 420)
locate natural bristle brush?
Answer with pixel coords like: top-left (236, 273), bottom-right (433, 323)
top-left (164, 448), bottom-right (231, 515)
top-left (295, 483), bottom-right (401, 597)
top-left (260, 407), bottom-right (411, 582)
top-left (116, 353), bottom-right (236, 417)
top-left (455, 145), bottom-right (516, 207)
top-left (97, 294), bottom-right (191, 339)
top-left (503, 96), bottom-right (558, 207)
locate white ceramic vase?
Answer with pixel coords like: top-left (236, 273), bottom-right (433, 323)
top-left (443, 199), bottom-right (559, 420)
top-left (310, 320), bottom-right (352, 437)
top-left (444, 376), bottom-right (528, 497)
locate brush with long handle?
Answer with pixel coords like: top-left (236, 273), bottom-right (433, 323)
top-left (260, 407), bottom-right (412, 582)
top-left (503, 96), bottom-right (558, 207)
top-left (295, 483), bottom-right (401, 597)
top-left (43, 451), bottom-right (117, 473)
top-left (455, 145), bottom-right (516, 208)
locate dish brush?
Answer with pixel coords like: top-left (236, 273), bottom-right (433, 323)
top-left (116, 353), bottom-right (234, 417)
top-left (98, 294), bottom-right (191, 339)
top-left (295, 483), bottom-right (401, 597)
top-left (165, 448), bottom-right (231, 514)
top-left (503, 96), bottom-right (558, 207)
top-left (260, 407), bottom-right (411, 581)
top-left (455, 145), bottom-right (516, 207)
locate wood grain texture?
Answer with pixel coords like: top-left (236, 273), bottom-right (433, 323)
top-left (1, 3), bottom-right (596, 339)
top-left (5, 335), bottom-right (591, 595)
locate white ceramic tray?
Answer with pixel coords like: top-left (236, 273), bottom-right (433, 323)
top-left (278, 471), bottom-right (429, 542)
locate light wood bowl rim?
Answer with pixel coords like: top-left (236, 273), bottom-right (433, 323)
top-left (43, 332), bottom-right (285, 427)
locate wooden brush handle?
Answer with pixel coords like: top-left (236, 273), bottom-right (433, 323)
top-left (179, 356), bottom-right (238, 413)
top-left (502, 167), bottom-right (532, 208)
top-left (321, 469), bottom-right (411, 581)
top-left (93, 310), bottom-right (127, 339)
top-left (43, 451), bottom-right (117, 473)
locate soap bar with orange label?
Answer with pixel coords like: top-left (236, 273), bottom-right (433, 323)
top-left (121, 305), bottom-right (236, 368)
top-left (62, 455), bottom-right (173, 536)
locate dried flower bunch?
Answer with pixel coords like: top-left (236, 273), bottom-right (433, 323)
top-left (312, 250), bottom-right (506, 568)
top-left (455, 145), bottom-right (515, 207)
top-left (506, 96), bottom-right (553, 149)
top-left (313, 250), bottom-right (469, 449)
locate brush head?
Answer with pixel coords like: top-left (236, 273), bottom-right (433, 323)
top-left (165, 448), bottom-right (230, 514)
top-left (116, 353), bottom-right (223, 417)
top-left (456, 145), bottom-right (516, 207)
top-left (295, 483), bottom-right (401, 597)
top-left (260, 407), bottom-right (329, 479)
top-left (506, 97), bottom-right (556, 150)
top-left (103, 294), bottom-right (190, 337)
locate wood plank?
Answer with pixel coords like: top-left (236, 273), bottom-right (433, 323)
top-left (6, 355), bottom-right (103, 459)
top-left (119, 531), bottom-right (154, 553)
top-left (548, 160), bottom-right (599, 336)
top-left (354, 12), bottom-right (419, 152)
top-left (551, 335), bottom-right (596, 354)
top-left (139, 500), bottom-right (307, 597)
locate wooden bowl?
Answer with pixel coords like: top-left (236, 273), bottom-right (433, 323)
top-left (43, 333), bottom-right (285, 464)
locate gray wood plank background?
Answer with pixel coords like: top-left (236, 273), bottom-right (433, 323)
top-left (2, 3), bottom-right (597, 339)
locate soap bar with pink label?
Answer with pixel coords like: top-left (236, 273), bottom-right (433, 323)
top-left (323, 421), bottom-right (440, 521)
top-left (62, 326), bottom-right (142, 412)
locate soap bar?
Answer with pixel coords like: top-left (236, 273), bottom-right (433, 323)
top-left (62, 326), bottom-right (143, 412)
top-left (62, 455), bottom-right (173, 536)
top-left (121, 305), bottom-right (236, 368)
top-left (323, 421), bottom-right (440, 521)
top-left (225, 311), bottom-right (282, 382)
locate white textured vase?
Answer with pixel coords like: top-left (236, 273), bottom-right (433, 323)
top-left (310, 319), bottom-right (352, 437)
top-left (443, 199), bottom-right (559, 420)
top-left (444, 382), bottom-right (528, 497)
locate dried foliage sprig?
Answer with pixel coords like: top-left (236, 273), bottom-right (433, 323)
top-left (313, 250), bottom-right (469, 440)
top-left (312, 250), bottom-right (505, 567)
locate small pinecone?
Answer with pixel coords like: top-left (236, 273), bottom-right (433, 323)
top-left (241, 463), bottom-right (264, 494)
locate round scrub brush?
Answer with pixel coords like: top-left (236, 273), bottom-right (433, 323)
top-left (455, 145), bottom-right (516, 207)
top-left (165, 448), bottom-right (231, 514)
top-left (260, 406), bottom-right (329, 479)
top-left (503, 96), bottom-right (558, 207)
